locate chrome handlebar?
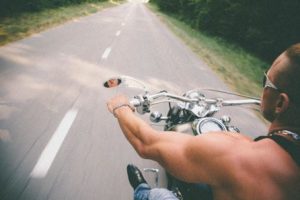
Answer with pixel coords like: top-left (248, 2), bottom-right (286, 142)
top-left (130, 91), bottom-right (260, 108)
top-left (222, 99), bottom-right (261, 106)
top-left (129, 91), bottom-right (261, 123)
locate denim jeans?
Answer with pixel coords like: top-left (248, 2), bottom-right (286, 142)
top-left (134, 183), bottom-right (178, 200)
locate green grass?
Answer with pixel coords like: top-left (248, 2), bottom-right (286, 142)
top-left (147, 3), bottom-right (269, 97)
top-left (0, 1), bottom-right (124, 46)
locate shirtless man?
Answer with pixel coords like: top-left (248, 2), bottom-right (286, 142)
top-left (107, 43), bottom-right (300, 200)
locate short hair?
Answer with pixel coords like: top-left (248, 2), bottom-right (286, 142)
top-left (285, 43), bottom-right (300, 105)
top-left (286, 43), bottom-right (300, 65)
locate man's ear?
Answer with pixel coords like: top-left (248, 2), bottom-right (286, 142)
top-left (275, 93), bottom-right (290, 114)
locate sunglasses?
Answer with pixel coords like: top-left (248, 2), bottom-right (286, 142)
top-left (263, 72), bottom-right (280, 91)
top-left (263, 72), bottom-right (300, 104)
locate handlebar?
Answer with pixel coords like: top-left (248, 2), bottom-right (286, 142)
top-left (222, 99), bottom-right (261, 106)
top-left (130, 91), bottom-right (261, 107)
top-left (149, 92), bottom-right (199, 103)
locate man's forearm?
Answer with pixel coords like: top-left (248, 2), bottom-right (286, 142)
top-left (114, 106), bottom-right (158, 157)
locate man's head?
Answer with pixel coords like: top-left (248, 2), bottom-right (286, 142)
top-left (261, 43), bottom-right (300, 127)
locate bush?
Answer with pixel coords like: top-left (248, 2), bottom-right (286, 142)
top-left (0, 0), bottom-right (108, 17)
top-left (152, 0), bottom-right (300, 63)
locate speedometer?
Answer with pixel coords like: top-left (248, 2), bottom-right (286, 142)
top-left (192, 117), bottom-right (227, 135)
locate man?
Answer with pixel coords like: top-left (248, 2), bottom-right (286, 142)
top-left (107, 43), bottom-right (300, 200)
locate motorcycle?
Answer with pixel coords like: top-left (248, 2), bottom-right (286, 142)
top-left (104, 76), bottom-right (261, 200)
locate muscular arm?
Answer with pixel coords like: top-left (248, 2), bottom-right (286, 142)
top-left (107, 95), bottom-right (252, 185)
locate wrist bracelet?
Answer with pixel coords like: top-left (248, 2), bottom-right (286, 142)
top-left (112, 104), bottom-right (134, 117)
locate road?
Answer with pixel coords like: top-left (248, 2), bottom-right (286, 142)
top-left (0, 1), bottom-right (267, 199)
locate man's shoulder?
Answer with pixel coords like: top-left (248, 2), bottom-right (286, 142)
top-left (237, 138), bottom-right (299, 178)
top-left (220, 139), bottom-right (299, 200)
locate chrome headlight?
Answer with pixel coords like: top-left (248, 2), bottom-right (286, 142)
top-left (192, 117), bottom-right (227, 135)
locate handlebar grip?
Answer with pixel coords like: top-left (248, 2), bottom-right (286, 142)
top-left (130, 98), bottom-right (141, 107)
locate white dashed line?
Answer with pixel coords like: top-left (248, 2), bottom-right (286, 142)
top-left (116, 30), bottom-right (121, 36)
top-left (121, 22), bottom-right (126, 26)
top-left (102, 47), bottom-right (112, 60)
top-left (30, 109), bottom-right (78, 178)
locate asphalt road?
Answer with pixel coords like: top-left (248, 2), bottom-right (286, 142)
top-left (0, 1), bottom-right (267, 199)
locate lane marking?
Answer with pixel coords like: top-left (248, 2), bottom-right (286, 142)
top-left (121, 22), bottom-right (126, 26)
top-left (116, 30), bottom-right (121, 36)
top-left (30, 109), bottom-right (78, 178)
top-left (102, 47), bottom-right (112, 60)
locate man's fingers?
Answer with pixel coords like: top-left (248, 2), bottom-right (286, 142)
top-left (106, 94), bottom-right (130, 114)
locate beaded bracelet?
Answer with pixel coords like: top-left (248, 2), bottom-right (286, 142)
top-left (112, 104), bottom-right (134, 117)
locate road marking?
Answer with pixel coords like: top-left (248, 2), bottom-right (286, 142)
top-left (102, 47), bottom-right (112, 60)
top-left (116, 30), bottom-right (121, 36)
top-left (30, 109), bottom-right (78, 178)
top-left (121, 22), bottom-right (126, 26)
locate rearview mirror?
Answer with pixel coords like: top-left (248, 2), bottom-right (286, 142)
top-left (103, 78), bottom-right (122, 88)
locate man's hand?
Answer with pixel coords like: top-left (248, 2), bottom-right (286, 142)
top-left (107, 95), bottom-right (134, 117)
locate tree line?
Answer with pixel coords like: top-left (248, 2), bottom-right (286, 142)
top-left (151, 0), bottom-right (300, 63)
top-left (0, 0), bottom-right (107, 17)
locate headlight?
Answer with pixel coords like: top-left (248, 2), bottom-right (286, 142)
top-left (192, 117), bottom-right (227, 135)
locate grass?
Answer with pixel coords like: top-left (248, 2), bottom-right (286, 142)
top-left (0, 1), bottom-right (124, 46)
top-left (147, 3), bottom-right (269, 98)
